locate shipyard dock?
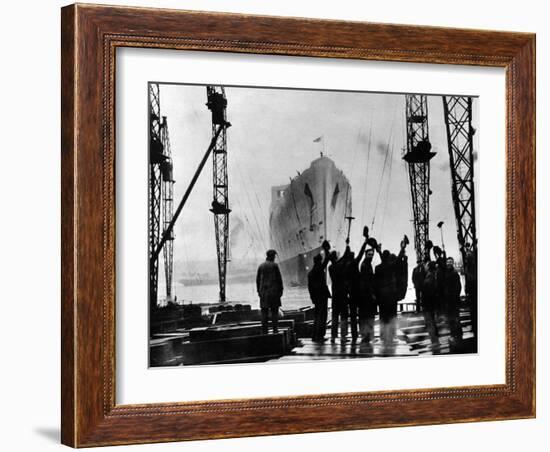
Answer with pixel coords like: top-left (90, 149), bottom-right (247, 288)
top-left (150, 302), bottom-right (476, 367)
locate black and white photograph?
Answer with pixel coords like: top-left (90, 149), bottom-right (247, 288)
top-left (2, 0), bottom-right (543, 449)
top-left (148, 83), bottom-right (479, 367)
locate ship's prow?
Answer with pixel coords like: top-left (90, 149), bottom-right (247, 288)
top-left (269, 155), bottom-right (351, 285)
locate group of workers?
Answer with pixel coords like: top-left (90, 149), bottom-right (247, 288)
top-left (412, 241), bottom-right (478, 344)
top-left (307, 229), bottom-right (409, 346)
top-left (256, 227), bottom-right (475, 347)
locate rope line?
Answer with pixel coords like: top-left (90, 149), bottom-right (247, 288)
top-left (360, 115), bottom-right (374, 228)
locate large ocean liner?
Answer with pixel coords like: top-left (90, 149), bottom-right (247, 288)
top-left (269, 155), bottom-right (352, 286)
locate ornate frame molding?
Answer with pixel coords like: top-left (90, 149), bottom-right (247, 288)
top-left (61, 4), bottom-right (535, 447)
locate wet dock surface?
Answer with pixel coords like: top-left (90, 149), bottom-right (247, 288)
top-left (150, 305), bottom-right (476, 366)
top-left (274, 308), bottom-right (476, 362)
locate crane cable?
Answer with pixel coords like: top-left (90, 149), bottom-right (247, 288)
top-left (379, 138), bottom-right (396, 236)
top-left (233, 195), bottom-right (263, 256)
top-left (235, 162), bottom-right (269, 250)
top-left (371, 117), bottom-right (396, 232)
top-left (360, 116), bottom-right (374, 228)
top-left (231, 180), bottom-right (258, 249)
top-left (247, 169), bottom-right (275, 251)
top-left (380, 99), bottom-right (405, 240)
top-left (339, 124), bottom-right (364, 241)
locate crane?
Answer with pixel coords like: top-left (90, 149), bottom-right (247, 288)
top-left (206, 86), bottom-right (231, 303)
top-left (160, 117), bottom-right (175, 303)
top-left (151, 87), bottom-right (230, 305)
top-left (442, 96), bottom-right (478, 263)
top-left (148, 83), bottom-right (176, 310)
top-left (148, 83), bottom-right (163, 312)
top-left (403, 94), bottom-right (436, 263)
top-left (443, 95), bottom-right (478, 339)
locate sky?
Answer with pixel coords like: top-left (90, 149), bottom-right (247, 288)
top-left (154, 83), bottom-right (479, 278)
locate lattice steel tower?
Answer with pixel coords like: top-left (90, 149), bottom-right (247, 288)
top-left (148, 83), bottom-right (163, 312)
top-left (403, 94), bottom-right (436, 263)
top-left (206, 86), bottom-right (231, 302)
top-left (160, 117), bottom-right (175, 302)
top-left (442, 96), bottom-right (477, 262)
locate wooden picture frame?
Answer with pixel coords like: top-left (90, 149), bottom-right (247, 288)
top-left (61, 3), bottom-right (535, 447)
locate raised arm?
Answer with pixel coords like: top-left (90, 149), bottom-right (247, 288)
top-left (425, 240), bottom-right (433, 263)
top-left (397, 234), bottom-right (409, 259)
top-left (355, 240), bottom-right (368, 264)
top-left (344, 245), bottom-right (351, 257)
top-left (397, 246), bottom-right (406, 259)
top-left (321, 240), bottom-right (331, 270)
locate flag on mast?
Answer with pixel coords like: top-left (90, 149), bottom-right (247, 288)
top-left (313, 136), bottom-right (323, 143)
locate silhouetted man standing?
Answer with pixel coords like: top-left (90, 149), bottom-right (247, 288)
top-left (421, 261), bottom-right (440, 345)
top-left (374, 249), bottom-right (396, 345)
top-left (412, 259), bottom-right (426, 312)
top-left (374, 237), bottom-right (408, 345)
top-left (441, 256), bottom-right (463, 342)
top-left (344, 239), bottom-right (368, 343)
top-left (308, 240), bottom-right (332, 342)
top-left (256, 249), bottom-right (283, 334)
top-left (329, 249), bottom-right (349, 343)
top-left (462, 243), bottom-right (478, 339)
top-left (359, 247), bottom-right (376, 343)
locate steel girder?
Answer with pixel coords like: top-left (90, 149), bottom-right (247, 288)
top-left (160, 117), bottom-right (175, 302)
top-left (207, 86), bottom-right (230, 302)
top-left (404, 94), bottom-right (434, 263)
top-left (442, 96), bottom-right (477, 263)
top-left (148, 83), bottom-right (162, 311)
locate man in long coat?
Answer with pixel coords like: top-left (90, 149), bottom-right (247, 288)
top-left (412, 259), bottom-right (426, 313)
top-left (256, 249), bottom-right (284, 334)
top-left (462, 243), bottom-right (478, 339)
top-left (308, 240), bottom-right (332, 342)
top-left (421, 261), bottom-right (440, 345)
top-left (344, 239), bottom-right (368, 342)
top-left (374, 238), bottom-right (408, 346)
top-left (359, 247), bottom-right (376, 343)
top-left (441, 256), bottom-right (463, 342)
top-left (374, 250), bottom-right (397, 345)
top-left (329, 250), bottom-right (349, 343)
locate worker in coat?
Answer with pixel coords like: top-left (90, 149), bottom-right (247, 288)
top-left (308, 240), bottom-right (332, 342)
top-left (440, 256), bottom-right (463, 342)
top-left (462, 242), bottom-right (478, 339)
top-left (421, 261), bottom-right (440, 345)
top-left (412, 259), bottom-right (426, 313)
top-left (329, 249), bottom-right (349, 343)
top-left (344, 238), bottom-right (368, 342)
top-left (374, 236), bottom-right (408, 346)
top-left (256, 249), bottom-right (284, 334)
top-left (359, 246), bottom-right (377, 343)
top-left (374, 250), bottom-right (397, 345)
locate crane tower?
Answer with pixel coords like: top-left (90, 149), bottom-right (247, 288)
top-left (206, 87), bottom-right (231, 302)
top-left (442, 96), bottom-right (477, 262)
top-left (148, 83), bottom-right (163, 312)
top-left (148, 83), bottom-right (175, 311)
top-left (403, 94), bottom-right (436, 263)
top-left (160, 117), bottom-right (175, 303)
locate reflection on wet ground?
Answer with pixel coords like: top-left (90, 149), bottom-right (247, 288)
top-left (275, 307), bottom-right (476, 362)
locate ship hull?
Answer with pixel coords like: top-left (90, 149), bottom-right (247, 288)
top-left (269, 156), bottom-right (351, 286)
top-left (278, 246), bottom-right (322, 286)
